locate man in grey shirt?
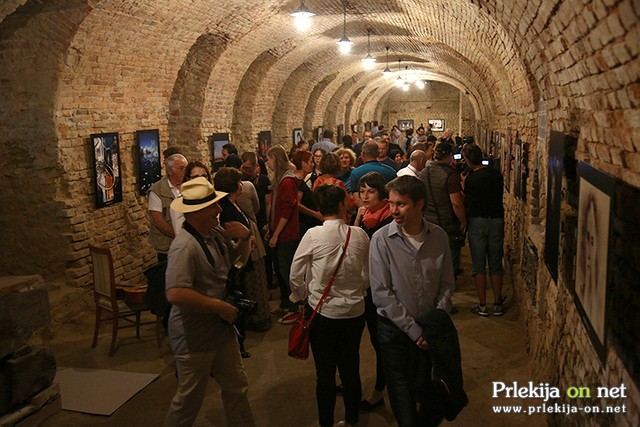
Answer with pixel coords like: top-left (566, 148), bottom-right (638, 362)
top-left (164, 177), bottom-right (256, 427)
top-left (369, 175), bottom-right (454, 427)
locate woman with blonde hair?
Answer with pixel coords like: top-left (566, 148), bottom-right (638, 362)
top-left (265, 145), bottom-right (300, 315)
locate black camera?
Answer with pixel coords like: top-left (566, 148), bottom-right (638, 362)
top-left (225, 290), bottom-right (257, 322)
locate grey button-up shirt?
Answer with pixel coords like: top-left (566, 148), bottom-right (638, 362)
top-left (369, 219), bottom-right (454, 341)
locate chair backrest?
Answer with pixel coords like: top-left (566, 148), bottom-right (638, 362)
top-left (89, 245), bottom-right (116, 302)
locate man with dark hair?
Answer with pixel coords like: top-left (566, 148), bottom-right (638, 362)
top-left (463, 144), bottom-right (505, 317)
top-left (376, 137), bottom-right (400, 171)
top-left (311, 129), bottom-right (338, 153)
top-left (369, 175), bottom-right (460, 426)
top-left (371, 120), bottom-right (380, 136)
top-left (418, 141), bottom-right (467, 276)
top-left (221, 143), bottom-right (238, 160)
top-left (346, 140), bottom-right (397, 194)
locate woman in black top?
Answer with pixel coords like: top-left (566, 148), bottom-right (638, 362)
top-left (353, 172), bottom-right (393, 411)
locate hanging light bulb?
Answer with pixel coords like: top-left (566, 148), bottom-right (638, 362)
top-left (362, 28), bottom-right (376, 70)
top-left (403, 81), bottom-right (410, 91)
top-left (291, 1), bottom-right (315, 32)
top-left (382, 46), bottom-right (392, 78)
top-left (394, 59), bottom-right (403, 87)
top-left (415, 79), bottom-right (425, 89)
top-left (336, 2), bottom-right (353, 54)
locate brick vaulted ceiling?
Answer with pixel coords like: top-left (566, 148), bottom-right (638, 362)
top-left (0, 0), bottom-right (637, 280)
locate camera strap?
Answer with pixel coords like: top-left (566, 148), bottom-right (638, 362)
top-left (183, 221), bottom-right (219, 271)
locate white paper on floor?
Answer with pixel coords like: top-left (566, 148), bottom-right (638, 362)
top-left (56, 367), bottom-right (158, 416)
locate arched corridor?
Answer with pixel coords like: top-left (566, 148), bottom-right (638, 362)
top-left (1, 1), bottom-right (638, 426)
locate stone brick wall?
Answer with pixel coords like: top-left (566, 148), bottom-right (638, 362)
top-left (0, 1), bottom-right (638, 424)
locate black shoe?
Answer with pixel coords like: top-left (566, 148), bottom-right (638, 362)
top-left (241, 350), bottom-right (251, 358)
top-left (359, 398), bottom-right (385, 412)
top-left (336, 384), bottom-right (344, 395)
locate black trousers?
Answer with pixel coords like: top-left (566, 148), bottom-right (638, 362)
top-left (309, 312), bottom-right (365, 427)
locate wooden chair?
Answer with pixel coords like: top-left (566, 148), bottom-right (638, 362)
top-left (89, 245), bottom-right (162, 356)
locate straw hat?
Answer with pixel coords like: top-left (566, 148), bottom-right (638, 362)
top-left (170, 177), bottom-right (227, 213)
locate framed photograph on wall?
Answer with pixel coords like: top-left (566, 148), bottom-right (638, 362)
top-left (544, 131), bottom-right (565, 283)
top-left (293, 128), bottom-right (303, 148)
top-left (136, 129), bottom-right (161, 195)
top-left (365, 121), bottom-right (371, 132)
top-left (91, 132), bottom-right (123, 209)
top-left (351, 123), bottom-right (358, 134)
top-left (514, 137), bottom-right (523, 199)
top-left (316, 126), bottom-right (323, 142)
top-left (428, 119), bottom-right (444, 132)
top-left (505, 128), bottom-right (512, 193)
top-left (337, 124), bottom-right (344, 145)
top-left (572, 162), bottom-right (615, 364)
top-left (210, 133), bottom-right (230, 170)
top-left (259, 131), bottom-right (271, 158)
top-left (397, 119), bottom-right (414, 131)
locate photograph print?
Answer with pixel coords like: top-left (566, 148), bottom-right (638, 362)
top-left (574, 161), bottom-right (615, 362)
top-left (397, 119), bottom-right (414, 131)
top-left (137, 129), bottom-right (161, 195)
top-left (91, 132), bottom-right (123, 209)
top-left (259, 131), bottom-right (271, 159)
top-left (544, 131), bottom-right (565, 283)
top-left (293, 128), bottom-right (303, 148)
top-left (211, 133), bottom-right (230, 171)
top-left (428, 119), bottom-right (444, 132)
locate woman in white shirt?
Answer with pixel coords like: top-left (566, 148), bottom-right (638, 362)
top-left (289, 185), bottom-right (370, 427)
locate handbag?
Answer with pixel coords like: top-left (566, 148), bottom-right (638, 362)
top-left (287, 227), bottom-right (352, 360)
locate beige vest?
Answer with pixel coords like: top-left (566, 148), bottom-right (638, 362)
top-left (148, 177), bottom-right (175, 253)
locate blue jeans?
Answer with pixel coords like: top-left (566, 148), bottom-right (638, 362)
top-left (377, 316), bottom-right (430, 427)
top-left (468, 217), bottom-right (504, 276)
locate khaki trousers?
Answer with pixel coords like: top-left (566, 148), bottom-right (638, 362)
top-left (164, 330), bottom-right (255, 427)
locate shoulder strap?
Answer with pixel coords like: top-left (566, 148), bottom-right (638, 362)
top-left (425, 167), bottom-right (444, 226)
top-left (308, 227), bottom-right (352, 324)
top-left (183, 221), bottom-right (217, 270)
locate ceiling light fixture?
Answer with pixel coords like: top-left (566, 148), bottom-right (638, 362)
top-left (336, 2), bottom-right (353, 54)
top-left (395, 59), bottom-right (404, 87)
top-left (382, 46), bottom-right (392, 78)
top-left (415, 79), bottom-right (425, 89)
top-left (403, 81), bottom-right (410, 91)
top-left (362, 28), bottom-right (376, 70)
top-left (291, 1), bottom-right (315, 32)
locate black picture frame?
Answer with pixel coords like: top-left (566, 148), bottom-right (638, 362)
top-left (316, 126), bottom-right (323, 142)
top-left (210, 133), bottom-right (230, 171)
top-left (514, 138), bottom-right (523, 198)
top-left (572, 162), bottom-right (615, 364)
top-left (293, 128), bottom-right (303, 148)
top-left (544, 131), bottom-right (565, 283)
top-left (397, 119), bottom-right (414, 131)
top-left (136, 129), bottom-right (161, 195)
top-left (505, 128), bottom-right (512, 193)
top-left (337, 124), bottom-right (344, 145)
top-left (91, 132), bottom-right (123, 209)
top-left (259, 131), bottom-right (271, 159)
top-left (428, 119), bottom-right (444, 132)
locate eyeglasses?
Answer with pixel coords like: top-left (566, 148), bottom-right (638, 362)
top-left (190, 174), bottom-right (209, 179)
top-left (314, 154), bottom-right (323, 158)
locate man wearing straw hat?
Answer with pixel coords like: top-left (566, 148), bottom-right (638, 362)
top-left (164, 177), bottom-right (256, 427)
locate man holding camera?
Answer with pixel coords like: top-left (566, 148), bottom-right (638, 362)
top-left (417, 141), bottom-right (467, 277)
top-left (462, 144), bottom-right (505, 317)
top-left (164, 177), bottom-right (256, 427)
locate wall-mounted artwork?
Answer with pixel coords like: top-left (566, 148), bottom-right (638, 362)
top-left (351, 123), bottom-right (358, 134)
top-left (544, 131), bottom-right (566, 283)
top-left (428, 119), bottom-right (444, 132)
top-left (258, 131), bottom-right (271, 159)
top-left (397, 119), bottom-right (414, 131)
top-left (514, 138), bottom-right (523, 198)
top-left (337, 124), bottom-right (344, 145)
top-left (573, 162), bottom-right (615, 364)
top-left (293, 128), bottom-right (303, 148)
top-left (316, 126), bottom-right (323, 142)
top-left (136, 129), bottom-right (161, 195)
top-left (91, 132), bottom-right (123, 209)
top-left (210, 133), bottom-right (230, 170)
top-left (504, 128), bottom-right (512, 193)
top-left (365, 121), bottom-right (371, 132)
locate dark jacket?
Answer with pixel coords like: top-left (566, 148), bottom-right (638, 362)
top-left (417, 309), bottom-right (468, 423)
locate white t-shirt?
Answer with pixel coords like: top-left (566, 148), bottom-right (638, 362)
top-left (148, 179), bottom-right (181, 212)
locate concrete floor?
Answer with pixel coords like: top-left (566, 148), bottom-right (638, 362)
top-left (36, 249), bottom-right (548, 427)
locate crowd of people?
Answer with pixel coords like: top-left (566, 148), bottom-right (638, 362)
top-left (146, 124), bottom-right (505, 427)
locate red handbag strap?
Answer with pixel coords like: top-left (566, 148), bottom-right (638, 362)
top-left (307, 227), bottom-right (352, 324)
